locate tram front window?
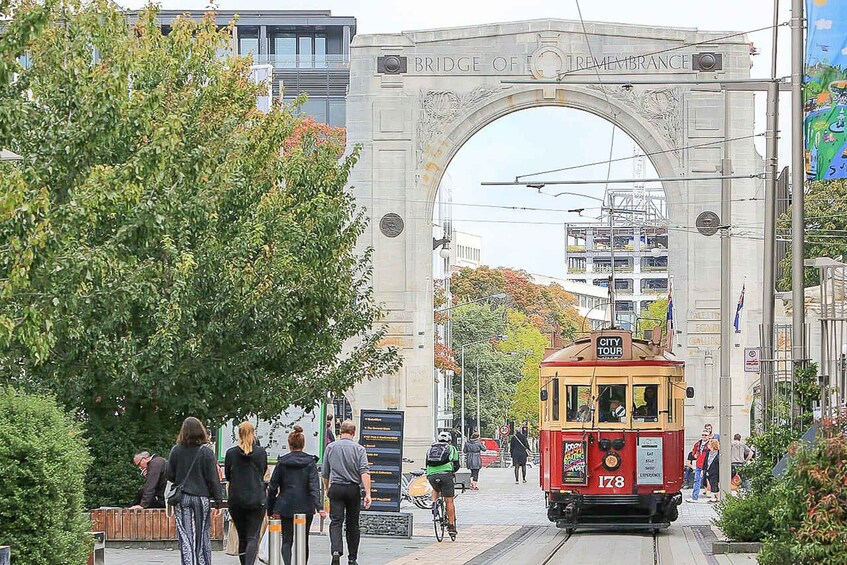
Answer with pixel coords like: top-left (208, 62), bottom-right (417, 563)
top-left (566, 385), bottom-right (592, 422)
top-left (598, 384), bottom-right (627, 423)
top-left (633, 384), bottom-right (659, 422)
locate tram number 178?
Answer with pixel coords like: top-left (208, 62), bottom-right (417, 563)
top-left (598, 476), bottom-right (625, 488)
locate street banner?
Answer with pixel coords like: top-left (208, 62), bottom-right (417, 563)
top-left (359, 410), bottom-right (404, 512)
top-left (804, 0), bottom-right (847, 180)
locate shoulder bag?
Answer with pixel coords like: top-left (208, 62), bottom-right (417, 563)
top-left (165, 447), bottom-right (203, 507)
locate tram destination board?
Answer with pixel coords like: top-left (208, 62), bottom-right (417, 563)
top-left (359, 410), bottom-right (404, 512)
top-left (596, 336), bottom-right (624, 359)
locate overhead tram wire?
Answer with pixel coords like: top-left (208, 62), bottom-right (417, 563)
top-left (514, 133), bottom-right (766, 181)
top-left (555, 22), bottom-right (788, 79)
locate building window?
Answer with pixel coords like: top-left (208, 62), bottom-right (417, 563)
top-left (328, 98), bottom-right (346, 127)
top-left (272, 33), bottom-right (296, 66)
top-left (300, 97), bottom-right (327, 123)
top-left (239, 27), bottom-right (259, 57)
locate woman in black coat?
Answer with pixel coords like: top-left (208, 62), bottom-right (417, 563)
top-left (705, 439), bottom-right (721, 502)
top-left (267, 425), bottom-right (326, 565)
top-left (510, 428), bottom-right (531, 484)
top-left (224, 421), bottom-right (269, 565)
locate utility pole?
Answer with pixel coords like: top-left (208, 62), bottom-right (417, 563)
top-left (719, 91), bottom-right (733, 498)
top-left (476, 362), bottom-right (481, 436)
top-left (791, 0), bottom-right (806, 376)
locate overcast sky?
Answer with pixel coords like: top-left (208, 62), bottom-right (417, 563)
top-left (123, 0), bottom-right (795, 278)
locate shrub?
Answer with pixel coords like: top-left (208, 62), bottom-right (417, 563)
top-left (714, 491), bottom-right (778, 542)
top-left (0, 388), bottom-right (92, 565)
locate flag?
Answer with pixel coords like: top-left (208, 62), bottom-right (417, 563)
top-left (733, 282), bottom-right (746, 334)
top-left (666, 279), bottom-right (674, 351)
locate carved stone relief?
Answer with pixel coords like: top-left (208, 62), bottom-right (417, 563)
top-left (417, 86), bottom-right (512, 166)
top-left (588, 85), bottom-right (684, 160)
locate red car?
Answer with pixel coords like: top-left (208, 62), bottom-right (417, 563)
top-left (480, 438), bottom-right (501, 467)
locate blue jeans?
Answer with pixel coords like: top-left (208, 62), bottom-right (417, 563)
top-left (691, 468), bottom-right (703, 500)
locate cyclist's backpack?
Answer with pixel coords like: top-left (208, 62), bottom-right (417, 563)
top-left (426, 442), bottom-right (452, 466)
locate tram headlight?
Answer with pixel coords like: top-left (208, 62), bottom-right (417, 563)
top-left (598, 438), bottom-right (611, 451)
top-left (602, 451), bottom-right (622, 471)
top-left (611, 438), bottom-right (625, 451)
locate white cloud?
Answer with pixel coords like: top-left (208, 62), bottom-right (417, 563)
top-left (817, 19), bottom-right (833, 30)
top-left (841, 47), bottom-right (847, 56)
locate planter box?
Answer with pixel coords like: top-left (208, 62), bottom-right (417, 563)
top-left (90, 508), bottom-right (223, 542)
top-left (712, 540), bottom-right (763, 554)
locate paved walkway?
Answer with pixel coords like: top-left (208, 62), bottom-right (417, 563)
top-left (106, 468), bottom-right (756, 564)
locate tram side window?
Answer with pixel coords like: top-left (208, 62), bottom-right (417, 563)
top-left (667, 381), bottom-right (674, 423)
top-left (552, 377), bottom-right (560, 420)
top-left (632, 384), bottom-right (659, 422)
top-left (566, 385), bottom-right (592, 422)
top-left (598, 384), bottom-right (627, 423)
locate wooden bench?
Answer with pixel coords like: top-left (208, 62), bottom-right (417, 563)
top-left (90, 508), bottom-right (223, 548)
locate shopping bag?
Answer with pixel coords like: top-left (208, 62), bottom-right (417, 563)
top-left (225, 513), bottom-right (239, 555)
top-left (256, 515), bottom-right (270, 563)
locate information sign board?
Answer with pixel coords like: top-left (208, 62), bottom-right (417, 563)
top-left (359, 410), bottom-right (404, 512)
top-left (637, 436), bottom-right (664, 485)
top-left (744, 348), bottom-right (761, 373)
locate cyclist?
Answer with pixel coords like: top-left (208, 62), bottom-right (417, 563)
top-left (426, 431), bottom-right (460, 536)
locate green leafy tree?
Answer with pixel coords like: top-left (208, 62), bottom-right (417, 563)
top-left (0, 2), bottom-right (400, 505)
top-left (779, 179), bottom-right (847, 290)
top-left (639, 297), bottom-right (668, 333)
top-left (0, 389), bottom-right (92, 565)
top-left (503, 310), bottom-right (548, 431)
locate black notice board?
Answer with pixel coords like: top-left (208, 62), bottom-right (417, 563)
top-left (359, 410), bottom-right (404, 512)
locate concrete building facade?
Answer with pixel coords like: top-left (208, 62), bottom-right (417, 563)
top-left (346, 19), bottom-right (764, 456)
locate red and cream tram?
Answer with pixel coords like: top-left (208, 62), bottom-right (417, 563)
top-left (539, 329), bottom-right (692, 532)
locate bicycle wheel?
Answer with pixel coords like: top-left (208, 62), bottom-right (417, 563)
top-left (414, 495), bottom-right (434, 510)
top-left (433, 497), bottom-right (445, 542)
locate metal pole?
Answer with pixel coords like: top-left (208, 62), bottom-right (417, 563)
top-left (460, 345), bottom-right (466, 457)
top-left (293, 513), bottom-right (307, 565)
top-left (763, 79), bottom-right (779, 428)
top-left (719, 90), bottom-right (733, 499)
top-left (476, 362), bottom-right (481, 435)
top-left (268, 519), bottom-right (282, 565)
top-left (791, 0), bottom-right (805, 372)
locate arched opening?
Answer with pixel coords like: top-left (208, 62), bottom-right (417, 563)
top-left (432, 106), bottom-right (670, 437)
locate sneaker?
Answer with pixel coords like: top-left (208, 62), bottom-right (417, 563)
top-left (515, 480), bottom-right (519, 484)
top-left (686, 497), bottom-right (698, 503)
top-left (447, 524), bottom-right (457, 534)
top-left (349, 560), bottom-right (359, 565)
top-left (522, 479), bottom-right (527, 483)
top-left (331, 552), bottom-right (341, 565)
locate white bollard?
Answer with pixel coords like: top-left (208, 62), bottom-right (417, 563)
top-left (268, 519), bottom-right (282, 565)
top-left (293, 513), bottom-right (307, 565)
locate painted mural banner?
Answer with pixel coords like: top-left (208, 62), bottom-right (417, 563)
top-left (217, 404), bottom-right (324, 463)
top-left (805, 0), bottom-right (847, 180)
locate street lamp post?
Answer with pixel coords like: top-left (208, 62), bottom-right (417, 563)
top-left (460, 335), bottom-right (506, 458)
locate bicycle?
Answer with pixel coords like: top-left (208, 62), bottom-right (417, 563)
top-left (432, 495), bottom-right (456, 542)
top-left (400, 459), bottom-right (433, 509)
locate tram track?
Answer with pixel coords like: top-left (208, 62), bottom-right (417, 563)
top-left (538, 529), bottom-right (662, 564)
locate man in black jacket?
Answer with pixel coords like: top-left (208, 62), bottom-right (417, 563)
top-left (131, 451), bottom-right (168, 509)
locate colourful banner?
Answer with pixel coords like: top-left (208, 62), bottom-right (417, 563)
top-left (805, 0), bottom-right (847, 180)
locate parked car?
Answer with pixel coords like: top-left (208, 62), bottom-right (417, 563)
top-left (480, 438), bottom-right (501, 468)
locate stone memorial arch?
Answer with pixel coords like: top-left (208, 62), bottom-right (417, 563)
top-left (345, 19), bottom-right (764, 456)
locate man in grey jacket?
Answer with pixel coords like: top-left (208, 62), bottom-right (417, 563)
top-left (322, 420), bottom-right (371, 565)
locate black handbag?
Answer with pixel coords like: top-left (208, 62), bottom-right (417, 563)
top-left (166, 448), bottom-right (202, 507)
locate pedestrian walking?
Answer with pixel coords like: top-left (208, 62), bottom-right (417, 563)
top-left (730, 433), bottom-right (753, 491)
top-left (225, 421), bottom-right (269, 565)
top-left (167, 417), bottom-right (223, 565)
top-left (510, 428), bottom-right (531, 484)
top-left (267, 425), bottom-right (325, 565)
top-left (686, 430), bottom-right (710, 503)
top-left (463, 432), bottom-right (484, 490)
top-left (321, 419), bottom-right (371, 565)
top-left (705, 439), bottom-right (721, 502)
top-left (325, 414), bottom-right (336, 446)
top-left (131, 450), bottom-right (168, 509)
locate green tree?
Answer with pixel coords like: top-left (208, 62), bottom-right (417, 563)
top-left (503, 310), bottom-right (548, 431)
top-left (639, 297), bottom-right (668, 333)
top-left (0, 389), bottom-right (92, 565)
top-left (779, 178), bottom-right (847, 290)
top-left (0, 2), bottom-right (400, 505)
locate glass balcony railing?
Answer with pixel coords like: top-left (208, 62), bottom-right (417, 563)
top-left (250, 53), bottom-right (350, 70)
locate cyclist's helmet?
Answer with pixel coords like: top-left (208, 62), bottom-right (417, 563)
top-left (437, 431), bottom-right (451, 442)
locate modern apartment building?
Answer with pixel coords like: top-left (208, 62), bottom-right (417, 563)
top-left (130, 10), bottom-right (356, 127)
top-left (449, 230), bottom-right (483, 272)
top-left (562, 188), bottom-right (669, 330)
top-left (529, 274), bottom-right (612, 331)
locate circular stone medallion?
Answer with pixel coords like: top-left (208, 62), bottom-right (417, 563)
top-left (696, 211), bottom-right (721, 236)
top-left (380, 213), bottom-right (405, 238)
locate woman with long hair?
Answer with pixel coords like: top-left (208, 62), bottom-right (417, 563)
top-left (225, 421), bottom-right (269, 565)
top-left (267, 425), bottom-right (325, 565)
top-left (167, 417), bottom-right (223, 565)
top-left (463, 432), bottom-right (485, 490)
top-left (705, 439), bottom-right (721, 502)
